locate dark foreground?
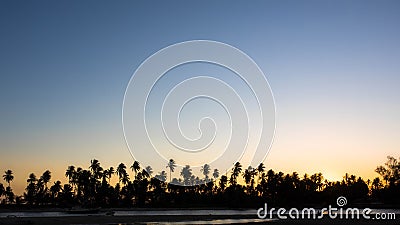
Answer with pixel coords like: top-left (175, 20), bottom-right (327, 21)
top-left (0, 214), bottom-right (399, 225)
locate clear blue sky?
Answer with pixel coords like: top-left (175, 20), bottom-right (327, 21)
top-left (1, 1), bottom-right (400, 193)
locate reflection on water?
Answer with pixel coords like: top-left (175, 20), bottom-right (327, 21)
top-left (0, 208), bottom-right (398, 219)
top-left (114, 218), bottom-right (273, 225)
top-left (0, 209), bottom-right (257, 218)
top-left (0, 211), bottom-right (68, 218)
top-left (114, 209), bottom-right (256, 216)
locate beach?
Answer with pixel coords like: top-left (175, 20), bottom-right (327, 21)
top-left (1, 215), bottom-right (399, 225)
top-left (0, 210), bottom-right (398, 225)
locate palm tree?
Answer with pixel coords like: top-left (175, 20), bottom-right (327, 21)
top-left (291, 172), bottom-right (300, 189)
top-left (219, 175), bottom-right (228, 191)
top-left (25, 173), bottom-right (38, 205)
top-left (243, 166), bottom-right (253, 186)
top-left (243, 166), bottom-right (257, 193)
top-left (121, 173), bottom-right (130, 185)
top-left (0, 183), bottom-right (4, 199)
top-left (50, 181), bottom-right (62, 200)
top-left (257, 163), bottom-right (265, 184)
top-left (155, 171), bottom-right (167, 182)
top-left (89, 158), bottom-right (100, 172)
top-left (180, 165), bottom-right (193, 186)
top-left (131, 161), bottom-right (141, 179)
top-left (250, 167), bottom-right (257, 190)
top-left (74, 167), bottom-right (83, 195)
top-left (108, 166), bottom-right (115, 182)
top-left (229, 162), bottom-right (242, 185)
top-left (60, 184), bottom-right (73, 203)
top-left (40, 170), bottom-right (51, 189)
top-left (27, 173), bottom-right (37, 184)
top-left (76, 169), bottom-right (91, 199)
top-left (257, 163), bottom-right (265, 174)
top-left (117, 163), bottom-right (128, 184)
top-left (90, 159), bottom-right (103, 181)
top-left (145, 166), bottom-right (153, 177)
top-left (0, 183), bottom-right (6, 204)
top-left (200, 164), bottom-right (211, 182)
top-left (141, 168), bottom-right (150, 179)
top-left (159, 170), bottom-right (167, 182)
top-left (166, 159), bottom-right (177, 183)
top-left (4, 186), bottom-right (14, 204)
top-left (3, 170), bottom-right (14, 188)
top-left (102, 169), bottom-right (109, 184)
top-left (213, 169), bottom-right (219, 180)
top-left (102, 167), bottom-right (114, 184)
top-left (310, 172), bottom-right (324, 191)
top-left (65, 166), bottom-right (75, 184)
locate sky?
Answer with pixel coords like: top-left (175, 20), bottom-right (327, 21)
top-left (1, 0), bottom-right (400, 194)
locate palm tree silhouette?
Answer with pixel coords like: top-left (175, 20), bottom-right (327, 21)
top-left (243, 166), bottom-right (252, 186)
top-left (60, 184), bottom-right (73, 204)
top-left (102, 167), bottom-right (114, 184)
top-left (25, 173), bottom-right (38, 205)
top-left (41, 170), bottom-right (51, 189)
top-left (229, 162), bottom-right (242, 185)
top-left (121, 173), bottom-right (130, 185)
top-left (0, 155), bottom-right (396, 207)
top-left (145, 166), bottom-right (153, 177)
top-left (256, 163), bottom-right (265, 185)
top-left (4, 186), bottom-right (14, 204)
top-left (3, 170), bottom-right (14, 188)
top-left (166, 159), bottom-right (176, 183)
top-left (141, 168), bottom-right (150, 179)
top-left (116, 163), bottom-right (127, 184)
top-left (65, 165), bottom-right (75, 184)
top-left (219, 175), bottom-right (228, 191)
top-left (131, 161), bottom-right (141, 179)
top-left (50, 181), bottom-right (62, 200)
top-left (90, 159), bottom-right (103, 180)
top-left (108, 166), bottom-right (115, 182)
top-left (200, 164), bottom-right (211, 182)
top-left (213, 169), bottom-right (219, 180)
top-left (180, 165), bottom-right (192, 186)
top-left (65, 165), bottom-right (77, 194)
top-left (0, 183), bottom-right (4, 198)
top-left (155, 171), bottom-right (167, 182)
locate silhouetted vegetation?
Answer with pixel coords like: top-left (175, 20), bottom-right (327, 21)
top-left (0, 156), bottom-right (399, 208)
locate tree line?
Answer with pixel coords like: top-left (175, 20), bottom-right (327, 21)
top-left (0, 156), bottom-right (399, 208)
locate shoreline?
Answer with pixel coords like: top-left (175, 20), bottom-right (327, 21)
top-left (1, 204), bottom-right (399, 212)
top-left (0, 207), bottom-right (399, 225)
top-left (0, 214), bottom-right (399, 225)
top-left (0, 207), bottom-right (257, 213)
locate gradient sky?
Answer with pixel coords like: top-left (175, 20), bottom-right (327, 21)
top-left (1, 0), bottom-right (400, 194)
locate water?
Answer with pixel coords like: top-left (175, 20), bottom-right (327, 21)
top-left (0, 209), bottom-right (271, 224)
top-left (0, 209), bottom-right (257, 218)
top-left (0, 208), bottom-right (398, 224)
top-left (120, 218), bottom-right (273, 224)
top-left (114, 209), bottom-right (257, 216)
top-left (0, 208), bottom-right (399, 218)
